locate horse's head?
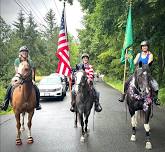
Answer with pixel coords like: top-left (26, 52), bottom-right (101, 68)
top-left (134, 62), bottom-right (151, 97)
top-left (17, 61), bottom-right (32, 80)
top-left (74, 70), bottom-right (88, 93)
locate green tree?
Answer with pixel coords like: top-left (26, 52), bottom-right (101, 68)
top-left (13, 10), bottom-right (26, 41)
top-left (25, 12), bottom-right (38, 57)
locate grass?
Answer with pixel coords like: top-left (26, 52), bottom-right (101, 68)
top-left (103, 76), bottom-right (123, 92)
top-left (103, 76), bottom-right (165, 106)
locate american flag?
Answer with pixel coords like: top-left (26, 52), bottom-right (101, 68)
top-left (56, 9), bottom-right (71, 77)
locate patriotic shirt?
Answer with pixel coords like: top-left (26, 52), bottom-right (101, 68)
top-left (83, 63), bottom-right (94, 81)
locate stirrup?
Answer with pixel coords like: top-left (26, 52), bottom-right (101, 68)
top-left (36, 104), bottom-right (41, 110)
top-left (70, 105), bottom-right (75, 112)
top-left (95, 104), bottom-right (102, 112)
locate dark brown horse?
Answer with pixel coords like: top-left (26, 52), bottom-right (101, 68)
top-left (11, 61), bottom-right (36, 145)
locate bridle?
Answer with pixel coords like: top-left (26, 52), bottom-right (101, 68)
top-left (75, 71), bottom-right (88, 93)
top-left (16, 63), bottom-right (32, 84)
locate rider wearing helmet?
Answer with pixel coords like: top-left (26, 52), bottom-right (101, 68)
top-left (0, 46), bottom-right (42, 111)
top-left (70, 53), bottom-right (102, 112)
top-left (119, 41), bottom-right (160, 105)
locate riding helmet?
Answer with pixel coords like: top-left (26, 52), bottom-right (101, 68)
top-left (81, 53), bottom-right (89, 59)
top-left (19, 46), bottom-right (29, 52)
top-left (140, 41), bottom-right (149, 47)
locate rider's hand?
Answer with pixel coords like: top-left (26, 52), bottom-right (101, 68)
top-left (32, 80), bottom-right (35, 85)
top-left (125, 53), bottom-right (129, 59)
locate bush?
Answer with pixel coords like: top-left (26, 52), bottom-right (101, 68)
top-left (159, 88), bottom-right (165, 105)
top-left (0, 84), bottom-right (5, 104)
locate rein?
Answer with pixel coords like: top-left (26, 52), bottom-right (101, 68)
top-left (17, 70), bottom-right (32, 84)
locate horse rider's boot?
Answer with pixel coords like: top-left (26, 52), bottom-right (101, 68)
top-left (118, 93), bottom-right (126, 102)
top-left (70, 98), bottom-right (75, 112)
top-left (95, 92), bottom-right (102, 112)
top-left (70, 91), bottom-right (76, 112)
top-left (70, 104), bottom-right (75, 112)
top-left (0, 99), bottom-right (9, 111)
top-left (95, 102), bottom-right (102, 112)
top-left (36, 99), bottom-right (41, 110)
top-left (153, 91), bottom-right (160, 106)
top-left (0, 85), bottom-right (12, 111)
top-left (34, 85), bottom-right (42, 110)
top-left (36, 103), bottom-right (42, 110)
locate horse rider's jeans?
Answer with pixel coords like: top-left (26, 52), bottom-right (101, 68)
top-left (2, 84), bottom-right (40, 109)
top-left (71, 85), bottom-right (100, 106)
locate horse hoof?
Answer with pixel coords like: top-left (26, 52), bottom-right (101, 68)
top-left (130, 135), bottom-right (136, 141)
top-left (27, 137), bottom-right (34, 144)
top-left (80, 136), bottom-right (85, 142)
top-left (84, 133), bottom-right (89, 138)
top-left (74, 125), bottom-right (78, 128)
top-left (16, 139), bottom-right (22, 145)
top-left (145, 142), bottom-right (152, 149)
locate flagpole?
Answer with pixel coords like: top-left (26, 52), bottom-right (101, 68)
top-left (123, 49), bottom-right (128, 93)
top-left (63, 1), bottom-right (72, 99)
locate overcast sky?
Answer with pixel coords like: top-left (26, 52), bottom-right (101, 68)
top-left (0, 0), bottom-right (84, 38)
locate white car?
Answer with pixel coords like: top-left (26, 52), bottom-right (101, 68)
top-left (38, 75), bottom-right (66, 100)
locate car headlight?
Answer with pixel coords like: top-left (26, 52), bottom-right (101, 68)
top-left (55, 87), bottom-right (61, 91)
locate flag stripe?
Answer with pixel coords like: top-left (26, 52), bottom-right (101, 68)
top-left (56, 8), bottom-right (71, 77)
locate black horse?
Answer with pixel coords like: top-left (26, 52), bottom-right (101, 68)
top-left (73, 69), bottom-right (94, 142)
top-left (126, 62), bottom-right (153, 149)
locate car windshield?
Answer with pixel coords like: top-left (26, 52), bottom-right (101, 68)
top-left (39, 76), bottom-right (61, 85)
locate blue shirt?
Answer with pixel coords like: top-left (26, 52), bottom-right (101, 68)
top-left (138, 52), bottom-right (150, 64)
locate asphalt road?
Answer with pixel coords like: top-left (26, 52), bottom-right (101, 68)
top-left (0, 81), bottom-right (165, 152)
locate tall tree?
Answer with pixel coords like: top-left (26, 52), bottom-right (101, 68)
top-left (25, 12), bottom-right (38, 57)
top-left (45, 9), bottom-right (58, 38)
top-left (13, 10), bottom-right (26, 40)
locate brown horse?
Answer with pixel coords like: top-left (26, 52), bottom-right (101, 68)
top-left (11, 61), bottom-right (36, 145)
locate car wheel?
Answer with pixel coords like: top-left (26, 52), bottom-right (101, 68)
top-left (59, 93), bottom-right (64, 101)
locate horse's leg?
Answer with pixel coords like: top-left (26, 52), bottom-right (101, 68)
top-left (15, 113), bottom-right (22, 145)
top-left (74, 111), bottom-right (78, 128)
top-left (144, 107), bottom-right (152, 149)
top-left (130, 110), bottom-right (136, 142)
top-left (84, 115), bottom-right (90, 137)
top-left (20, 112), bottom-right (25, 131)
top-left (79, 114), bottom-right (85, 142)
top-left (27, 111), bottom-right (34, 144)
top-left (85, 116), bottom-right (88, 133)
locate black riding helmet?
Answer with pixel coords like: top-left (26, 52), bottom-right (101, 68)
top-left (19, 46), bottom-right (29, 52)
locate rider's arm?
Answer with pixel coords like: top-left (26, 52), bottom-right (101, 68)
top-left (15, 67), bottom-right (18, 73)
top-left (14, 58), bottom-right (19, 73)
top-left (134, 53), bottom-right (140, 65)
top-left (29, 60), bottom-right (35, 81)
top-left (148, 53), bottom-right (153, 64)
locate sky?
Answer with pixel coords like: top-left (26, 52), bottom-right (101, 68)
top-left (0, 0), bottom-right (84, 38)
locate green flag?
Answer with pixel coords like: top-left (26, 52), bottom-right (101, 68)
top-left (120, 5), bottom-right (134, 73)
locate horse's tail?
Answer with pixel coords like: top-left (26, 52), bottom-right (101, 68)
top-left (136, 110), bottom-right (145, 123)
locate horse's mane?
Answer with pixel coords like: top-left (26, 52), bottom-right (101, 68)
top-left (133, 64), bottom-right (152, 91)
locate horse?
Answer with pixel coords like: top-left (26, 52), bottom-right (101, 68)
top-left (74, 69), bottom-right (94, 142)
top-left (11, 61), bottom-right (36, 145)
top-left (126, 62), bottom-right (153, 149)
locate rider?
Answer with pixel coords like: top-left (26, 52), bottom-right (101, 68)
top-left (0, 46), bottom-right (42, 111)
top-left (70, 53), bottom-right (102, 112)
top-left (118, 41), bottom-right (160, 105)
